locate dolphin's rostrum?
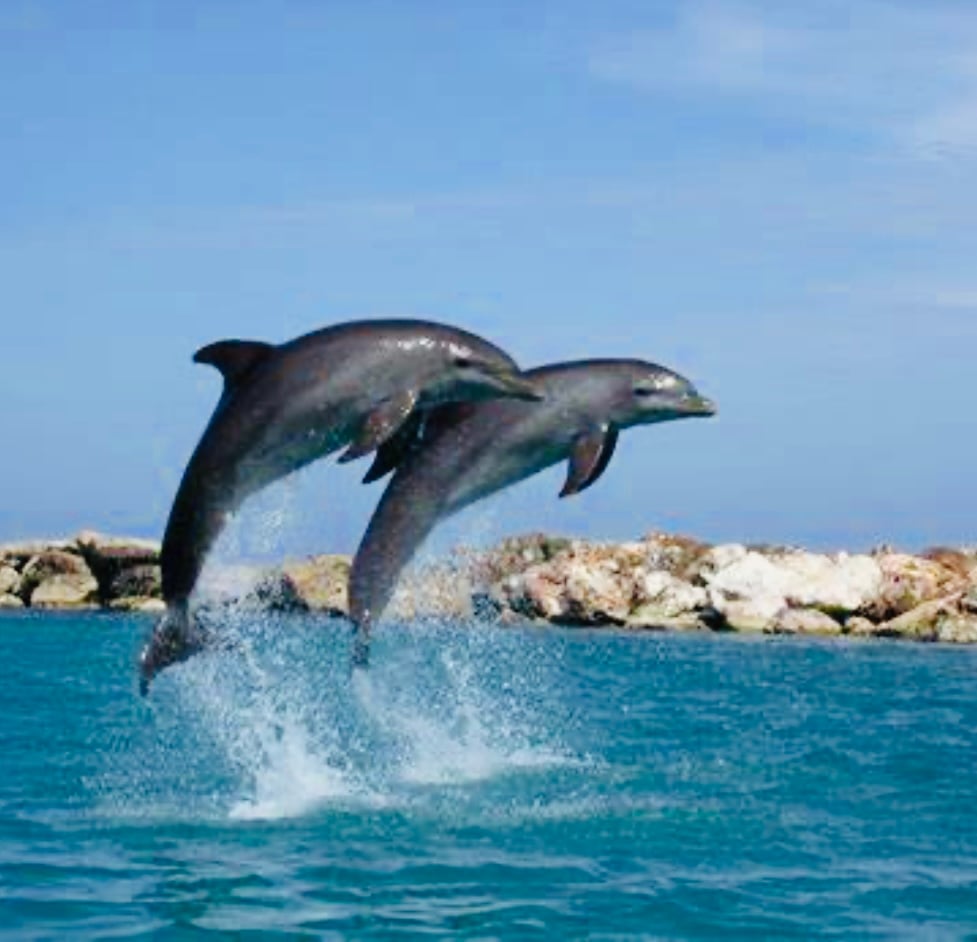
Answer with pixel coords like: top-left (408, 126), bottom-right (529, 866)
top-left (349, 359), bottom-right (716, 666)
top-left (140, 319), bottom-right (540, 692)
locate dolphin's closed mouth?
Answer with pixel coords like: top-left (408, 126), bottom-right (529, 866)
top-left (684, 395), bottom-right (717, 416)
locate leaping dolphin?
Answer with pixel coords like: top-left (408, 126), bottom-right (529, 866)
top-left (139, 319), bottom-right (540, 692)
top-left (348, 359), bottom-right (716, 666)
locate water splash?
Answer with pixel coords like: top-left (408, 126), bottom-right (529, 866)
top-left (120, 615), bottom-right (577, 823)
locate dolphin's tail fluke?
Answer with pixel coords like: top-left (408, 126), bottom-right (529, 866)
top-left (138, 603), bottom-right (209, 695)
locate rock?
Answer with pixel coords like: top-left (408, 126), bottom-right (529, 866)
top-left (703, 551), bottom-right (788, 627)
top-left (501, 548), bottom-right (634, 625)
top-left (921, 547), bottom-right (977, 580)
top-left (31, 573), bottom-right (99, 609)
top-left (20, 551), bottom-right (96, 604)
top-left (109, 565), bottom-right (162, 601)
top-left (74, 531), bottom-right (160, 561)
top-left (629, 571), bottom-right (707, 628)
top-left (0, 540), bottom-right (71, 566)
top-left (772, 552), bottom-right (882, 614)
top-left (961, 586), bottom-right (977, 615)
top-left (865, 553), bottom-right (965, 621)
top-left (937, 615), bottom-right (977, 644)
top-left (471, 532), bottom-right (574, 588)
top-left (696, 543), bottom-right (750, 577)
top-left (74, 531), bottom-right (160, 603)
top-left (0, 565), bottom-right (21, 596)
top-left (867, 595), bottom-right (977, 644)
top-left (639, 531), bottom-right (711, 579)
top-left (845, 616), bottom-right (878, 637)
top-left (702, 549), bottom-right (882, 624)
top-left (709, 599), bottom-right (775, 633)
top-left (272, 555), bottom-right (351, 615)
top-left (874, 598), bottom-right (955, 641)
top-left (108, 597), bottom-right (166, 613)
top-left (767, 608), bottom-right (843, 636)
top-left (0, 593), bottom-right (24, 609)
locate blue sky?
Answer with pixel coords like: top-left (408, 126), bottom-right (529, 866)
top-left (2, 0), bottom-right (975, 555)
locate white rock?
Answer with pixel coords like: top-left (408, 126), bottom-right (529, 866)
top-left (704, 552), bottom-right (790, 623)
top-left (0, 593), bottom-right (24, 609)
top-left (0, 566), bottom-right (20, 596)
top-left (771, 552), bottom-right (883, 613)
top-left (768, 608), bottom-right (843, 636)
top-left (31, 573), bottom-right (99, 608)
top-left (703, 549), bottom-right (882, 619)
top-left (698, 543), bottom-right (749, 575)
top-left (637, 571), bottom-right (708, 617)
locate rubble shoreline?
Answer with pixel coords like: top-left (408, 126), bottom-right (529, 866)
top-left (2, 530), bottom-right (976, 644)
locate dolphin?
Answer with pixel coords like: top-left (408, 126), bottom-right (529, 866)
top-left (348, 359), bottom-right (716, 666)
top-left (139, 319), bottom-right (540, 691)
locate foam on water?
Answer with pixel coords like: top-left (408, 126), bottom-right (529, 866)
top-left (119, 609), bottom-right (577, 823)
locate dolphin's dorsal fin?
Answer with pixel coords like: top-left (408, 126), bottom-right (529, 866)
top-left (193, 340), bottom-right (275, 391)
top-left (560, 425), bottom-right (619, 498)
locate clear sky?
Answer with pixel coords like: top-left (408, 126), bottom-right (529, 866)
top-left (2, 0), bottom-right (975, 556)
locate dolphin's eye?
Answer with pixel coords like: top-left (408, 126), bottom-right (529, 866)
top-left (453, 355), bottom-right (475, 368)
top-left (634, 387), bottom-right (656, 397)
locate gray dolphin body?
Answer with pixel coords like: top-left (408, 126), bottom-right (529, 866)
top-left (140, 319), bottom-right (539, 691)
top-left (348, 359), bottom-right (716, 666)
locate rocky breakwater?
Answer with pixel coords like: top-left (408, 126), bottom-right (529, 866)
top-left (483, 533), bottom-right (977, 644)
top-left (4, 529), bottom-right (977, 645)
top-left (0, 532), bottom-right (164, 612)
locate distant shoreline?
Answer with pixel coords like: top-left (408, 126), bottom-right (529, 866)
top-left (2, 530), bottom-right (976, 644)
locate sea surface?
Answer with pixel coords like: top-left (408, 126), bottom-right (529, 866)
top-left (1, 611), bottom-right (977, 939)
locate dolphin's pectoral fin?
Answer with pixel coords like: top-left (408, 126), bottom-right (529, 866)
top-left (362, 411), bottom-right (423, 483)
top-left (339, 390), bottom-right (419, 464)
top-left (194, 339), bottom-right (275, 392)
top-left (560, 425), bottom-right (619, 498)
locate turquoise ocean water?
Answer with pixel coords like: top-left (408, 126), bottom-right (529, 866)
top-left (2, 610), bottom-right (976, 938)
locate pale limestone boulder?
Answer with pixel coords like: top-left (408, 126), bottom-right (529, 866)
top-left (109, 597), bottom-right (166, 613)
top-left (866, 596), bottom-right (977, 643)
top-left (74, 531), bottom-right (160, 561)
top-left (469, 533), bottom-right (573, 588)
top-left (921, 547), bottom-right (977, 580)
top-left (703, 550), bottom-right (883, 623)
top-left (0, 566), bottom-right (21, 597)
top-left (0, 593), bottom-right (24, 609)
top-left (639, 531), bottom-right (710, 579)
top-left (632, 571), bottom-right (707, 620)
top-left (874, 598), bottom-right (954, 641)
top-left (866, 553), bottom-right (965, 621)
top-left (276, 555), bottom-right (350, 615)
top-left (767, 608), bottom-right (843, 636)
top-left (503, 567), bottom-right (565, 620)
top-left (937, 615), bottom-right (977, 644)
top-left (845, 616), bottom-right (878, 637)
top-left (697, 543), bottom-right (750, 576)
top-left (703, 551), bottom-right (789, 627)
top-left (31, 573), bottom-right (99, 608)
top-left (21, 551), bottom-right (96, 603)
top-left (771, 552), bottom-right (883, 614)
top-left (501, 552), bottom-right (633, 624)
top-left (712, 598), bottom-right (776, 633)
top-left (0, 540), bottom-right (71, 566)
top-left (560, 558), bottom-right (633, 623)
top-left (961, 587), bottom-right (977, 614)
